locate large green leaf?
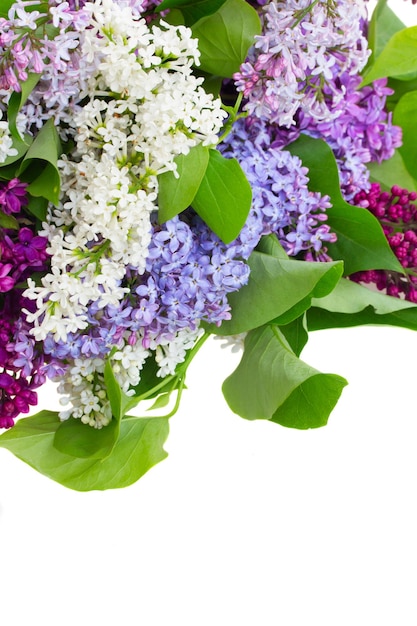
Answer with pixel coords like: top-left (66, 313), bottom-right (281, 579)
top-left (367, 0), bottom-right (405, 61)
top-left (0, 411), bottom-right (169, 491)
top-left (191, 0), bottom-right (261, 78)
top-left (156, 0), bottom-right (227, 24)
top-left (18, 118), bottom-right (61, 205)
top-left (191, 149), bottom-right (252, 243)
top-left (158, 144), bottom-right (209, 223)
top-left (368, 150), bottom-right (417, 193)
top-left (393, 91), bottom-right (417, 181)
top-left (361, 26), bottom-right (417, 87)
top-left (279, 315), bottom-right (309, 358)
top-left (307, 278), bottom-right (417, 332)
top-left (53, 417), bottom-right (120, 459)
top-left (205, 248), bottom-right (343, 335)
top-left (222, 325), bottom-right (347, 429)
top-left (288, 134), bottom-right (403, 275)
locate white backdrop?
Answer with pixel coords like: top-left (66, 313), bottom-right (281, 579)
top-left (1, 2), bottom-right (416, 625)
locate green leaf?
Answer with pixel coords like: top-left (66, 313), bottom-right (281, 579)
top-left (307, 278), bottom-right (417, 332)
top-left (18, 118), bottom-right (61, 205)
top-left (393, 91), bottom-right (417, 181)
top-left (104, 357), bottom-right (142, 420)
top-left (279, 315), bottom-right (309, 358)
top-left (204, 248), bottom-right (343, 335)
top-left (27, 195), bottom-right (48, 221)
top-left (368, 150), bottom-right (417, 193)
top-left (191, 149), bottom-right (252, 243)
top-left (53, 418), bottom-right (120, 459)
top-left (0, 212), bottom-right (19, 229)
top-left (191, 0), bottom-right (261, 78)
top-left (222, 325), bottom-right (347, 429)
top-left (26, 163), bottom-right (60, 205)
top-left (158, 144), bottom-right (209, 223)
top-left (156, 0), bottom-right (227, 25)
top-left (0, 0), bottom-right (15, 18)
top-left (386, 77), bottom-right (417, 111)
top-left (7, 73), bottom-right (41, 140)
top-left (326, 204), bottom-right (403, 275)
top-left (367, 0), bottom-right (405, 61)
top-left (147, 393), bottom-right (172, 411)
top-left (361, 26), bottom-right (417, 87)
top-left (0, 411), bottom-right (169, 491)
top-left (288, 134), bottom-right (403, 275)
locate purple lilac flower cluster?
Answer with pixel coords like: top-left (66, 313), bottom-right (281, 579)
top-left (234, 0), bottom-right (370, 127)
top-left (350, 183), bottom-right (417, 302)
top-left (301, 77), bottom-right (402, 201)
top-left (255, 76), bottom-right (402, 202)
top-left (45, 210), bottom-right (252, 366)
top-left (220, 117), bottom-right (336, 261)
top-left (0, 179), bottom-right (50, 428)
top-left (233, 1), bottom-right (401, 203)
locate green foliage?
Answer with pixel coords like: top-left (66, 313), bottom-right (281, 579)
top-left (53, 418), bottom-right (120, 459)
top-left (7, 73), bottom-right (41, 141)
top-left (26, 195), bottom-right (48, 221)
top-left (361, 26), bottom-right (417, 86)
top-left (191, 0), bottom-right (261, 77)
top-left (288, 134), bottom-right (403, 275)
top-left (0, 0), bottom-right (15, 18)
top-left (368, 150), bottom-right (417, 193)
top-left (222, 325), bottom-right (347, 429)
top-left (0, 412), bottom-right (169, 491)
top-left (393, 91), bottom-right (417, 181)
top-left (279, 315), bottom-right (309, 358)
top-left (158, 145), bottom-right (209, 223)
top-left (307, 278), bottom-right (417, 332)
top-left (156, 0), bottom-right (227, 25)
top-left (18, 118), bottom-right (61, 205)
top-left (367, 0), bottom-right (405, 61)
top-left (205, 246), bottom-right (343, 335)
top-left (0, 212), bottom-right (19, 229)
top-left (191, 149), bottom-right (252, 243)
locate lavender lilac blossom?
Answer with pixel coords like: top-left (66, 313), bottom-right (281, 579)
top-left (220, 117), bottom-right (336, 260)
top-left (234, 0), bottom-right (370, 127)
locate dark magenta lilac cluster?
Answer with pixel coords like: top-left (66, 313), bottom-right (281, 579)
top-left (351, 183), bottom-right (417, 302)
top-left (0, 179), bottom-right (50, 428)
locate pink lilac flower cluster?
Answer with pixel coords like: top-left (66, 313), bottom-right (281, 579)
top-left (0, 179), bottom-right (50, 428)
top-left (350, 184), bottom-right (417, 302)
top-left (0, 0), bottom-right (91, 134)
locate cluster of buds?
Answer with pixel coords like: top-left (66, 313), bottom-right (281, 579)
top-left (351, 183), bottom-right (417, 302)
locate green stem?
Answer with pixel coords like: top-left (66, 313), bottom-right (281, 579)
top-left (217, 93), bottom-right (246, 145)
top-left (123, 331), bottom-right (211, 420)
top-left (133, 331), bottom-right (211, 405)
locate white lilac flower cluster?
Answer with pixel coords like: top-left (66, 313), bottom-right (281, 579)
top-left (20, 0), bottom-right (226, 427)
top-left (234, 0), bottom-right (371, 126)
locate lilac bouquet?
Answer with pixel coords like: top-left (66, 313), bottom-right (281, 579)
top-left (0, 0), bottom-right (416, 491)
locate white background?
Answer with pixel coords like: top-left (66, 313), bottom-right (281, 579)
top-left (1, 2), bottom-right (416, 625)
